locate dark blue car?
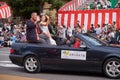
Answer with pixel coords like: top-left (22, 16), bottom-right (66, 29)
top-left (9, 33), bottom-right (120, 79)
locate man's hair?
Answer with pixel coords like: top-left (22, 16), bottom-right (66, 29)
top-left (31, 12), bottom-right (37, 17)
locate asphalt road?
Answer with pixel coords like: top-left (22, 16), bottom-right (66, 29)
top-left (0, 48), bottom-right (118, 80)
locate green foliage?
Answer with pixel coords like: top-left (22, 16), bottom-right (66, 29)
top-left (1, 0), bottom-right (65, 19)
top-left (49, 0), bottom-right (63, 10)
top-left (6, 0), bottom-right (40, 19)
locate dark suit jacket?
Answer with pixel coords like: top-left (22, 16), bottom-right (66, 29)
top-left (26, 20), bottom-right (42, 42)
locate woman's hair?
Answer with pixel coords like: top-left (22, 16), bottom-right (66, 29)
top-left (45, 15), bottom-right (48, 22)
top-left (42, 15), bottom-right (48, 22)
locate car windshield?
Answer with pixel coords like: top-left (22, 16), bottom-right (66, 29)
top-left (81, 34), bottom-right (107, 46)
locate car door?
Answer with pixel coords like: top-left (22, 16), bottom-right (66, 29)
top-left (47, 38), bottom-right (89, 71)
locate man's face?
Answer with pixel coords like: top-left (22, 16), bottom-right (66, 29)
top-left (32, 13), bottom-right (38, 21)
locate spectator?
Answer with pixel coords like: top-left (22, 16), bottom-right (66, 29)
top-left (116, 1), bottom-right (120, 8)
top-left (96, 1), bottom-right (102, 9)
top-left (95, 24), bottom-right (102, 37)
top-left (117, 29), bottom-right (120, 44)
top-left (66, 27), bottom-right (73, 38)
top-left (85, 4), bottom-right (90, 10)
top-left (10, 33), bottom-right (17, 45)
top-left (92, 2), bottom-right (97, 9)
top-left (76, 20), bottom-right (81, 28)
top-left (0, 26), bottom-right (2, 34)
top-left (102, 24), bottom-right (108, 33)
top-left (106, 0), bottom-right (112, 8)
top-left (115, 29), bottom-right (120, 44)
top-left (0, 35), bottom-right (4, 47)
top-left (108, 29), bottom-right (116, 44)
top-left (73, 26), bottom-right (81, 34)
top-left (112, 21), bottom-right (117, 31)
top-left (103, 2), bottom-right (108, 9)
top-left (99, 31), bottom-right (107, 42)
top-left (20, 32), bottom-right (26, 42)
top-left (57, 25), bottom-right (67, 45)
top-left (90, 24), bottom-right (96, 33)
top-left (81, 24), bottom-right (87, 33)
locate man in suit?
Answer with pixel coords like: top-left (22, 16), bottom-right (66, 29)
top-left (26, 12), bottom-right (46, 43)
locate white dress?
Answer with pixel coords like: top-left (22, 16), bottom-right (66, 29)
top-left (40, 22), bottom-right (56, 45)
top-left (40, 22), bottom-right (49, 34)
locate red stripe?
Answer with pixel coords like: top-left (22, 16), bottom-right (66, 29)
top-left (0, 2), bottom-right (11, 19)
top-left (58, 9), bottom-right (120, 30)
top-left (95, 11), bottom-right (98, 28)
top-left (116, 9), bottom-right (119, 29)
top-left (74, 11), bottom-right (78, 26)
top-left (109, 10), bottom-right (112, 25)
top-left (102, 10), bottom-right (105, 26)
top-left (81, 11), bottom-right (84, 27)
top-left (67, 12), bottom-right (71, 27)
top-left (61, 13), bottom-right (65, 25)
top-left (87, 11), bottom-right (91, 30)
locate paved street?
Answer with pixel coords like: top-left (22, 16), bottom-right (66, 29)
top-left (0, 48), bottom-right (118, 80)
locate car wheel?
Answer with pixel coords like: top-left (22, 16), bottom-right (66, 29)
top-left (24, 55), bottom-right (41, 73)
top-left (103, 58), bottom-right (120, 79)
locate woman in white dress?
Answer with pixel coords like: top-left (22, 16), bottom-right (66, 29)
top-left (40, 15), bottom-right (56, 45)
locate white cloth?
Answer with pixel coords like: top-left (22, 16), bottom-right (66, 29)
top-left (81, 27), bottom-right (87, 33)
top-left (40, 25), bottom-right (49, 33)
top-left (106, 1), bottom-right (111, 7)
top-left (95, 27), bottom-right (102, 35)
top-left (108, 32), bottom-right (115, 38)
top-left (40, 22), bottom-right (49, 33)
top-left (103, 4), bottom-right (108, 9)
top-left (0, 27), bottom-right (2, 32)
top-left (49, 38), bottom-right (56, 45)
top-left (67, 28), bottom-right (72, 37)
top-left (102, 26), bottom-right (108, 33)
top-left (58, 28), bottom-right (66, 39)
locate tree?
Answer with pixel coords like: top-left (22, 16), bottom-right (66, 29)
top-left (0, 0), bottom-right (68, 19)
top-left (8, 0), bottom-right (41, 19)
top-left (48, 0), bottom-right (63, 11)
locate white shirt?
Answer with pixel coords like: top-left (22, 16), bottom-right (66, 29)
top-left (81, 27), bottom-right (87, 33)
top-left (95, 27), bottom-right (102, 34)
top-left (106, 1), bottom-right (111, 7)
top-left (108, 32), bottom-right (115, 38)
top-left (0, 27), bottom-right (2, 32)
top-left (67, 28), bottom-right (72, 37)
top-left (102, 26), bottom-right (108, 33)
top-left (40, 22), bottom-right (49, 33)
top-left (58, 28), bottom-right (66, 39)
top-left (103, 4), bottom-right (108, 9)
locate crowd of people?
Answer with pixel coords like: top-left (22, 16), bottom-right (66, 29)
top-left (0, 21), bottom-right (26, 47)
top-left (56, 21), bottom-right (120, 45)
top-left (84, 0), bottom-right (120, 10)
top-left (0, 12), bottom-right (120, 48)
top-left (89, 22), bottom-right (120, 44)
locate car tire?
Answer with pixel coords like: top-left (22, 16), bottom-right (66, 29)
top-left (103, 58), bottom-right (120, 79)
top-left (24, 55), bottom-right (41, 73)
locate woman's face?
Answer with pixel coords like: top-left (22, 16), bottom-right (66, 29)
top-left (41, 15), bottom-right (46, 22)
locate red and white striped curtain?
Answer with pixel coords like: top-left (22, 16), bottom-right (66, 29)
top-left (0, 2), bottom-right (11, 19)
top-left (58, 9), bottom-right (120, 30)
top-left (59, 0), bottom-right (86, 11)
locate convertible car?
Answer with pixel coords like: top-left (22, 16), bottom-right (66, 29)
top-left (9, 33), bottom-right (120, 79)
